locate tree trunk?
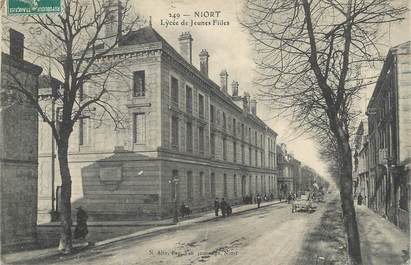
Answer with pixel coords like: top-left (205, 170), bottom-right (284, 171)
top-left (57, 138), bottom-right (73, 254)
top-left (337, 130), bottom-right (363, 265)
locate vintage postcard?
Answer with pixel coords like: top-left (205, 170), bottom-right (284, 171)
top-left (0, 0), bottom-right (410, 264)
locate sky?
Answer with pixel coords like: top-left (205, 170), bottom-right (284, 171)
top-left (133, 0), bottom-right (410, 181)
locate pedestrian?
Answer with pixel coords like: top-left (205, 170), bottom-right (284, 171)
top-left (287, 193), bottom-right (293, 204)
top-left (221, 198), bottom-right (228, 217)
top-left (214, 197), bottom-right (220, 216)
top-left (226, 203), bottom-right (232, 216)
top-left (180, 202), bottom-right (191, 218)
top-left (256, 194), bottom-right (262, 208)
top-left (357, 193), bottom-right (363, 206)
top-left (74, 206), bottom-right (88, 241)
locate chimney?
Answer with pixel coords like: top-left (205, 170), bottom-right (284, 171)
top-left (220, 70), bottom-right (228, 93)
top-left (243, 92), bottom-right (250, 113)
top-left (199, 49), bottom-right (209, 77)
top-left (104, 0), bottom-right (123, 48)
top-left (231, 81), bottom-right (239, 97)
top-left (9, 29), bottom-right (24, 60)
top-left (250, 99), bottom-right (257, 115)
top-left (178, 32), bottom-right (193, 64)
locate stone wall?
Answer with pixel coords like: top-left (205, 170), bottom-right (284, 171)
top-left (1, 53), bottom-right (42, 249)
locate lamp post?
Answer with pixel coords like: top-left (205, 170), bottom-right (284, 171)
top-left (168, 177), bottom-right (179, 224)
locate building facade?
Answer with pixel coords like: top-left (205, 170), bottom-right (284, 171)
top-left (1, 29), bottom-right (42, 249)
top-left (276, 144), bottom-right (294, 198)
top-left (353, 120), bottom-right (370, 206)
top-left (366, 41), bottom-right (410, 232)
top-left (38, 24), bottom-right (279, 222)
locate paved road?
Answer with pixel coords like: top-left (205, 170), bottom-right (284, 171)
top-left (31, 200), bottom-right (328, 265)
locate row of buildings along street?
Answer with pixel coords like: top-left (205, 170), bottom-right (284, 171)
top-left (1, 24), bottom-right (326, 251)
top-left (352, 41), bottom-right (411, 233)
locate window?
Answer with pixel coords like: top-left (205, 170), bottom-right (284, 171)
top-left (249, 146), bottom-right (252, 165)
top-left (261, 176), bottom-right (264, 193)
top-left (241, 124), bottom-right (245, 139)
top-left (171, 76), bottom-right (179, 108)
top-left (186, 122), bottom-right (193, 152)
top-left (222, 112), bottom-right (226, 130)
top-left (255, 149), bottom-right (258, 166)
top-left (133, 71), bottom-right (145, 97)
top-left (233, 141), bottom-right (237, 163)
top-left (255, 131), bottom-right (258, 145)
top-left (171, 116), bottom-right (179, 148)
top-left (249, 176), bottom-right (252, 194)
top-left (223, 174), bottom-right (227, 197)
top-left (79, 116), bottom-right (89, 146)
top-left (250, 128), bottom-right (252, 142)
top-left (255, 175), bottom-right (258, 194)
top-left (198, 94), bottom-right (204, 118)
top-left (233, 174), bottom-right (237, 197)
top-left (233, 118), bottom-right (236, 136)
top-left (210, 133), bottom-right (216, 157)
top-left (210, 104), bottom-right (215, 123)
top-left (133, 113), bottom-right (146, 144)
top-left (260, 135), bottom-right (263, 147)
top-left (186, 85), bottom-right (192, 113)
top-left (199, 126), bottom-right (205, 154)
top-left (187, 171), bottom-right (193, 201)
top-left (241, 144), bottom-right (245, 164)
top-left (223, 137), bottom-right (227, 161)
top-left (211, 173), bottom-right (216, 198)
top-left (199, 172), bottom-right (204, 197)
top-left (261, 151), bottom-right (264, 167)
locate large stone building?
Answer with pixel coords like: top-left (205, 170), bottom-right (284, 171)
top-left (1, 29), bottom-right (42, 249)
top-left (365, 41), bottom-right (410, 232)
top-left (38, 22), bottom-right (279, 221)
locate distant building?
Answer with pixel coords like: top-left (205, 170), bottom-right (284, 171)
top-left (300, 166), bottom-right (316, 192)
top-left (276, 144), bottom-right (295, 196)
top-left (353, 120), bottom-right (369, 206)
top-left (0, 29), bottom-right (42, 250)
top-left (366, 41), bottom-right (410, 232)
top-left (38, 18), bottom-right (279, 221)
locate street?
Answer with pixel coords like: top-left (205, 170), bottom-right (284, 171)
top-left (14, 197), bottom-right (343, 265)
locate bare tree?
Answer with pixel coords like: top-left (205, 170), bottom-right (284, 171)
top-left (2, 0), bottom-right (142, 253)
top-left (241, 0), bottom-right (407, 264)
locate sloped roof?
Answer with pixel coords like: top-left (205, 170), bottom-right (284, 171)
top-left (119, 26), bottom-right (164, 46)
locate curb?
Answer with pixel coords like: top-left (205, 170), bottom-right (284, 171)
top-left (94, 200), bottom-right (283, 247)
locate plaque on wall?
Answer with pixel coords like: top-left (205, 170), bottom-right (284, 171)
top-left (99, 166), bottom-right (122, 191)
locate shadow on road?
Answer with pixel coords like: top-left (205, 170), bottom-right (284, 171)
top-left (294, 198), bottom-right (349, 265)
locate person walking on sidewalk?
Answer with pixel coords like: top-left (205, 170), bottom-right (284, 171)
top-left (221, 198), bottom-right (228, 217)
top-left (214, 197), bottom-right (220, 216)
top-left (256, 194), bottom-right (262, 208)
top-left (357, 193), bottom-right (363, 206)
top-left (74, 206), bottom-right (88, 240)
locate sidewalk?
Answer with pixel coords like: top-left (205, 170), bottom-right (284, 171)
top-left (356, 205), bottom-right (410, 265)
top-left (2, 200), bottom-right (282, 265)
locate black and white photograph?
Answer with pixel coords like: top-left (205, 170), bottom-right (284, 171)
top-left (0, 0), bottom-right (410, 264)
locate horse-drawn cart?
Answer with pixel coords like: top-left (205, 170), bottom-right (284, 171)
top-left (291, 195), bottom-right (315, 213)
